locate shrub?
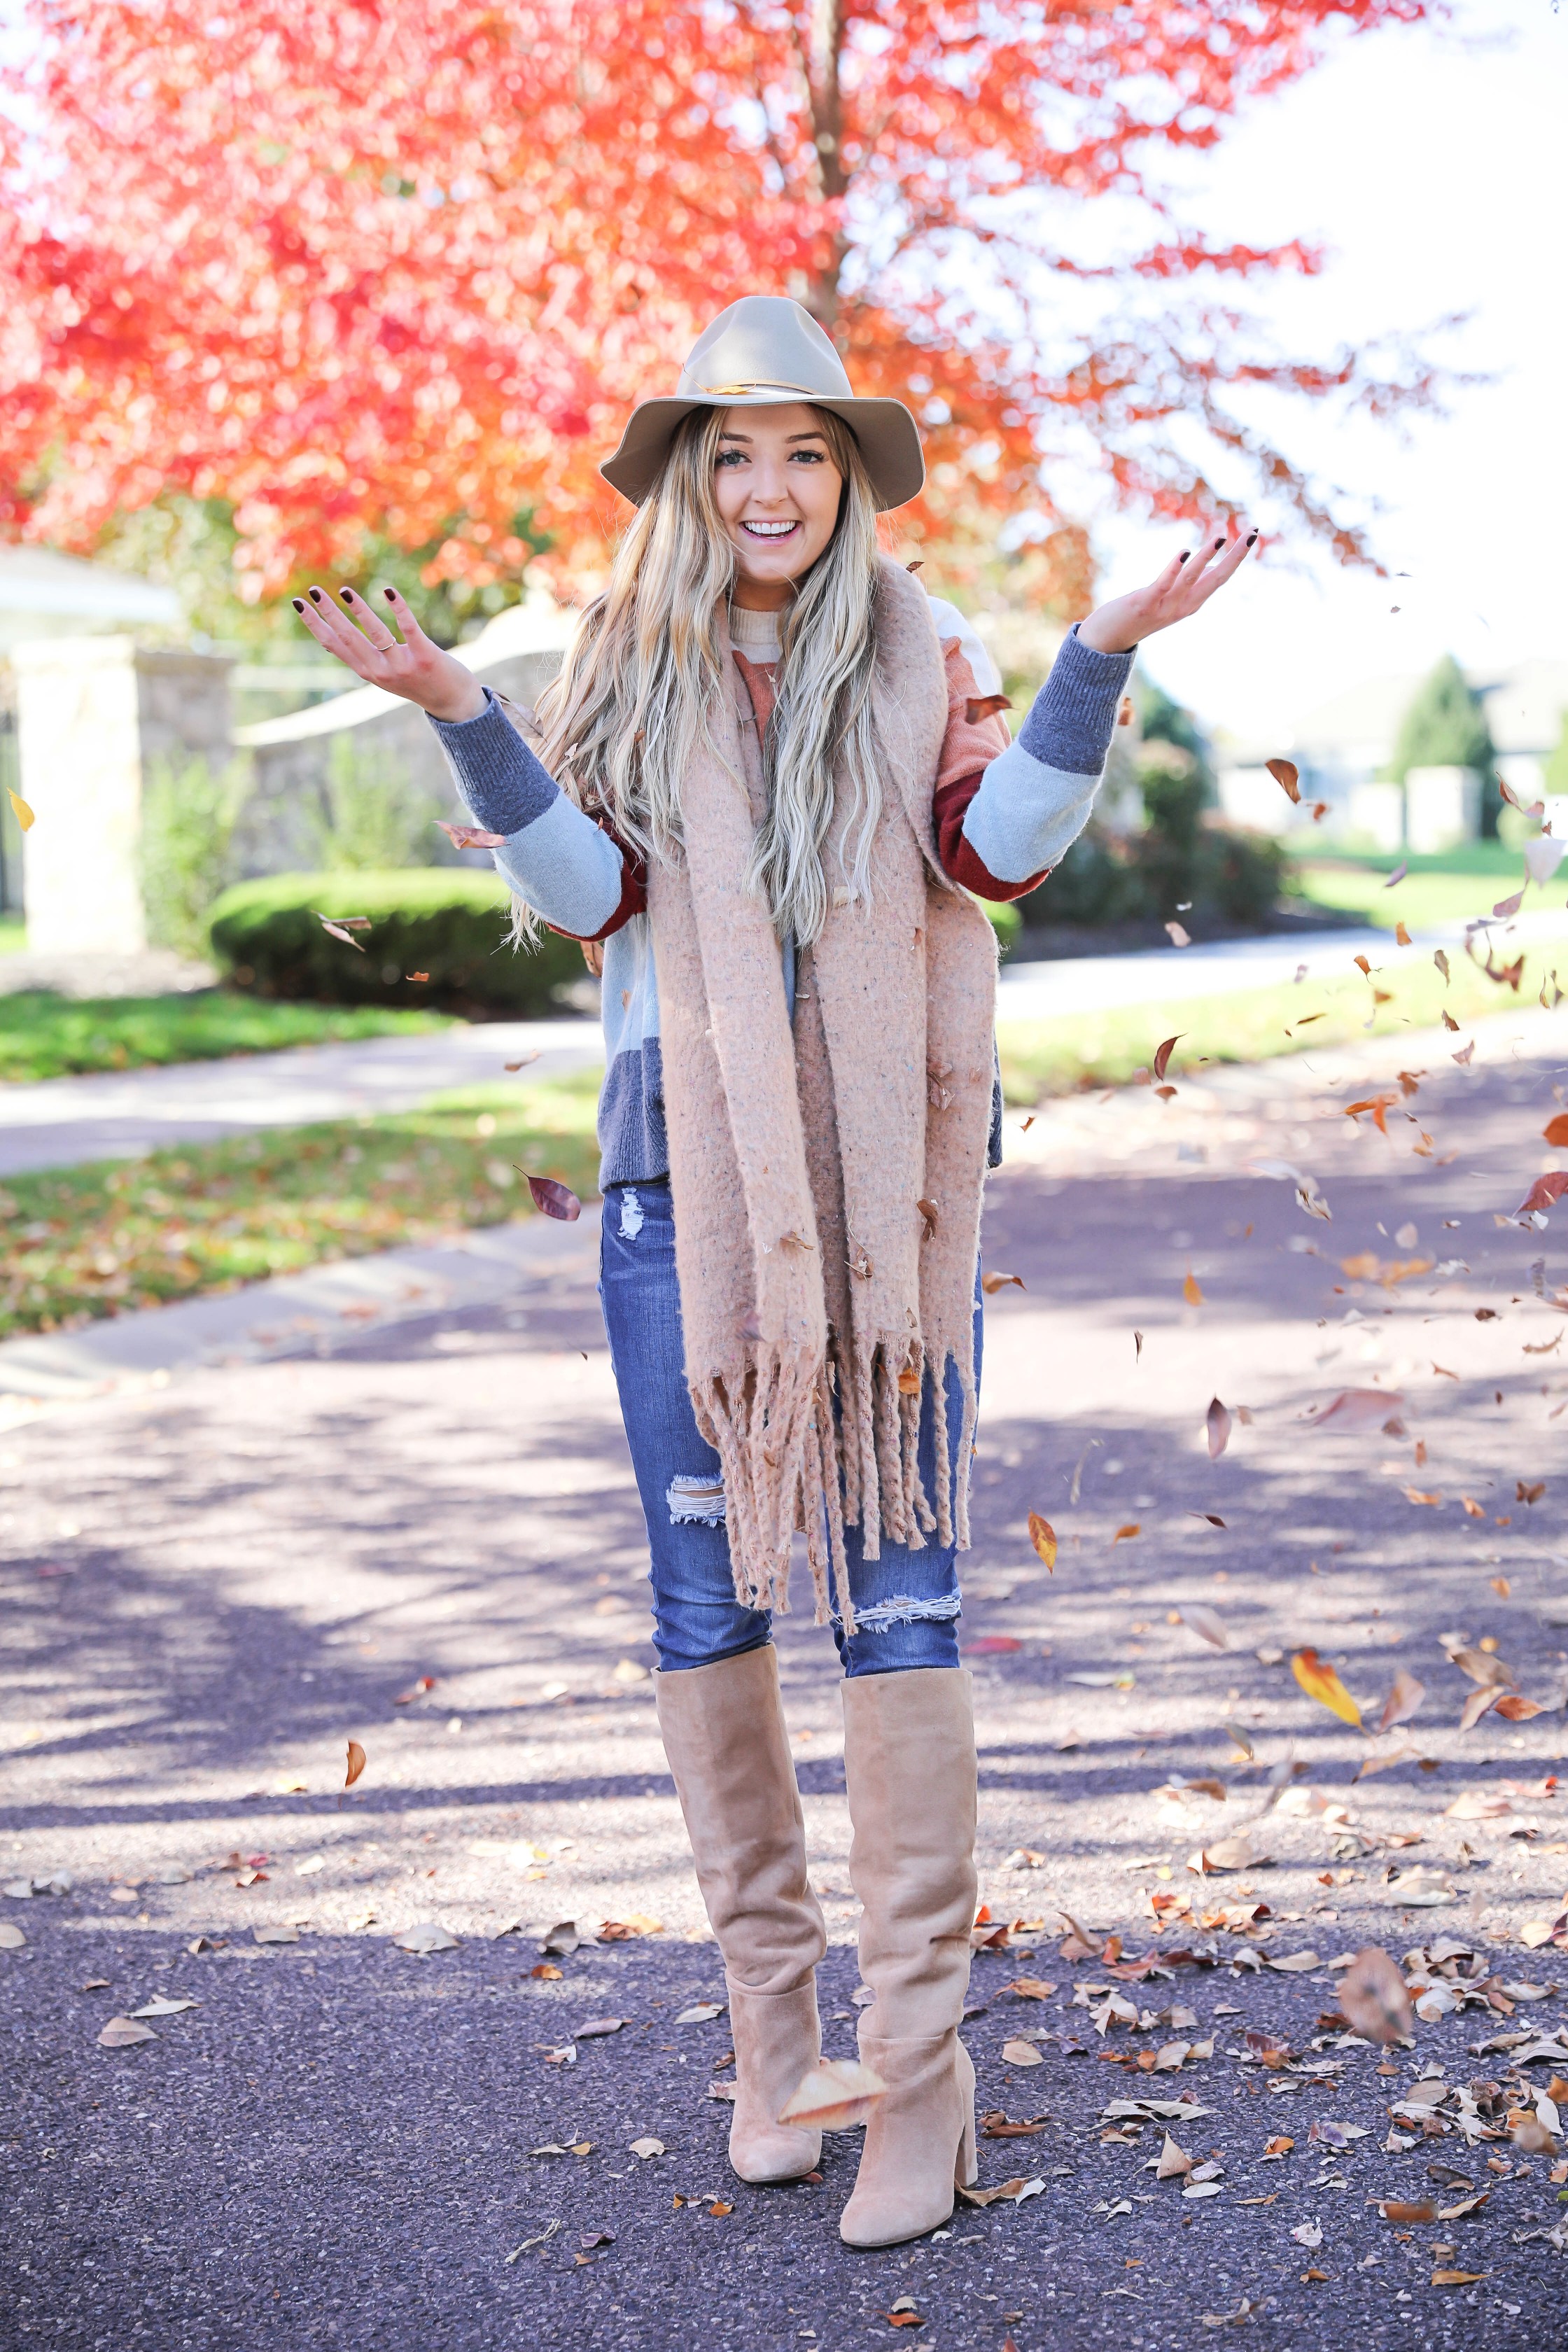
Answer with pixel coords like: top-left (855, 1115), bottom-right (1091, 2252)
top-left (1018, 790), bottom-right (1288, 935)
top-left (207, 869), bottom-right (589, 1014)
top-left (140, 751), bottom-right (251, 955)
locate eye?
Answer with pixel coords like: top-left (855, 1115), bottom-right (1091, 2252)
top-left (789, 448), bottom-right (825, 464)
top-left (715, 448), bottom-right (746, 468)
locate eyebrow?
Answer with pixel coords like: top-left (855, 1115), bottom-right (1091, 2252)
top-left (717, 429), bottom-right (829, 445)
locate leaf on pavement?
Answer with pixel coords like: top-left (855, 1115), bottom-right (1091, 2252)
top-left (344, 1739), bottom-right (366, 1788)
top-left (676, 2003), bottom-right (723, 2024)
top-left (530, 1963), bottom-right (563, 1980)
top-left (1292, 1649), bottom-right (1362, 1727)
top-left (129, 1996), bottom-right (198, 2017)
top-left (1156, 2132), bottom-right (1194, 2178)
top-left (957, 2176), bottom-right (1044, 2208)
top-left (97, 2017), bottom-right (155, 2047)
top-left (576, 2016), bottom-right (627, 2038)
top-left (1026, 1513), bottom-right (1057, 1571)
top-left (1001, 2039), bottom-right (1044, 2067)
top-left (1380, 2199), bottom-right (1436, 2223)
top-left (541, 1919), bottom-right (580, 1955)
top-left (627, 2136), bottom-right (664, 2158)
top-left (393, 1921), bottom-right (459, 1953)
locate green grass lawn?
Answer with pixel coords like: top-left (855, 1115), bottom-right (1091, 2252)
top-left (0, 990), bottom-right (456, 1084)
top-left (0, 918), bottom-right (24, 959)
top-left (997, 933), bottom-right (1564, 1103)
top-left (1292, 841), bottom-right (1540, 934)
top-left (0, 1076), bottom-right (601, 1340)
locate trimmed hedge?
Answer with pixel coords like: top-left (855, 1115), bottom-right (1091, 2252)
top-left (206, 870), bottom-right (589, 1014)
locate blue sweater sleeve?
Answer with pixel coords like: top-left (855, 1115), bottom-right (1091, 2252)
top-left (429, 687), bottom-right (626, 938)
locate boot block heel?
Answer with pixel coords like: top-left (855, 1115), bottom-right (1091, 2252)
top-left (954, 2041), bottom-right (978, 2189)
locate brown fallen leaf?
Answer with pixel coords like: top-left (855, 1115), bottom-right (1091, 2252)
top-left (1184, 1272), bottom-right (1204, 1307)
top-left (1000, 1976), bottom-right (1056, 2001)
top-left (1517, 1175), bottom-right (1568, 1218)
top-left (1112, 1523), bottom-right (1141, 1544)
top-left (1156, 2132), bottom-right (1195, 2179)
top-left (1001, 2039), bottom-right (1044, 2068)
top-left (1460, 1688), bottom-right (1500, 1733)
top-left (1377, 1667), bottom-right (1424, 1735)
top-left (1493, 1695), bottom-right (1547, 1721)
top-left (1339, 1947), bottom-right (1417, 2045)
top-left (97, 2017), bottom-right (155, 2048)
top-left (1395, 921), bottom-right (1411, 946)
top-left (522, 1172), bottom-right (582, 1222)
top-left (1430, 2271), bottom-right (1487, 2288)
top-left (778, 2058), bottom-right (887, 2131)
top-left (1545, 1114), bottom-right (1568, 1148)
top-left (1380, 2199), bottom-right (1436, 2223)
top-left (1403, 1487), bottom-right (1442, 1507)
top-left (344, 1739), bottom-right (367, 1789)
top-left (1261, 2136), bottom-right (1294, 2161)
top-left (405, 971), bottom-right (430, 983)
top-left (314, 915), bottom-right (368, 951)
top-left (1154, 1034), bottom-right (1183, 1082)
top-left (955, 2176), bottom-right (1044, 2208)
top-left (965, 692), bottom-right (1012, 724)
top-left (1266, 757), bottom-right (1301, 804)
top-left (530, 1963), bottom-right (563, 1981)
top-left (1493, 890), bottom-right (1525, 918)
top-left (1026, 1513), bottom-right (1057, 1572)
top-left (1205, 1396), bottom-right (1232, 1460)
top-left (1292, 1649), bottom-right (1362, 1728)
top-left (1518, 1479), bottom-right (1546, 1504)
top-left (896, 1367), bottom-right (920, 1396)
top-left (1312, 1387), bottom-right (1404, 1431)
top-left (1450, 1646), bottom-right (1516, 1689)
top-left (981, 1270), bottom-right (1025, 1296)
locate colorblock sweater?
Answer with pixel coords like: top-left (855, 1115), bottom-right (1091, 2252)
top-left (431, 596), bottom-right (1133, 1189)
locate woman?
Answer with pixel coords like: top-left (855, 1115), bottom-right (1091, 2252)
top-left (293, 295), bottom-right (1252, 2248)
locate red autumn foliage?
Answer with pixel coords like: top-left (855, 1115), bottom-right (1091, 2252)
top-left (0, 1), bottom-right (1445, 603)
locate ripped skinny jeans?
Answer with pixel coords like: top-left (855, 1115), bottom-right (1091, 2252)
top-left (598, 1177), bottom-right (980, 1678)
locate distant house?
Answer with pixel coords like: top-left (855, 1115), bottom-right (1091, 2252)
top-left (1215, 656), bottom-right (1568, 841)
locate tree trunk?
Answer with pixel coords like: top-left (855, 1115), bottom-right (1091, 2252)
top-left (803, 0), bottom-right (846, 331)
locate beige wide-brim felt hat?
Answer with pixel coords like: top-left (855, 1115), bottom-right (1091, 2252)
top-left (599, 295), bottom-right (925, 514)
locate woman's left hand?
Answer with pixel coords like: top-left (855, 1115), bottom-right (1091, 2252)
top-left (1077, 527), bottom-right (1256, 656)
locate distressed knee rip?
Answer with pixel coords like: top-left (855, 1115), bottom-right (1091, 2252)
top-left (840, 1591), bottom-right (962, 1636)
top-left (668, 1471), bottom-right (727, 1527)
top-left (618, 1186), bottom-right (645, 1241)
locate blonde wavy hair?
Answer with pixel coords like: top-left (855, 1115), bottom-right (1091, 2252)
top-left (533, 403), bottom-right (883, 946)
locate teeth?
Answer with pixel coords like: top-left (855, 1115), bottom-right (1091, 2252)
top-left (744, 521), bottom-right (797, 536)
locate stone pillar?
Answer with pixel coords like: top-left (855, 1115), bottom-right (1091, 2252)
top-left (13, 638), bottom-right (234, 955)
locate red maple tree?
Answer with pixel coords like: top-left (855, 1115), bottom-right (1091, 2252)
top-left (0, 0), bottom-right (1443, 609)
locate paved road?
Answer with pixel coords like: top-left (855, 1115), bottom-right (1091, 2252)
top-left (5, 1007), bottom-right (1568, 2346)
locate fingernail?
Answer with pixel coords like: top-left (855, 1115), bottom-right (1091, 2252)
top-left (384, 587), bottom-right (396, 601)
top-left (291, 598), bottom-right (304, 612)
top-left (1246, 531), bottom-right (1258, 546)
top-left (1178, 552), bottom-right (1189, 564)
top-left (1214, 537), bottom-right (1224, 551)
top-left (307, 587), bottom-right (322, 602)
top-left (340, 588), bottom-right (354, 603)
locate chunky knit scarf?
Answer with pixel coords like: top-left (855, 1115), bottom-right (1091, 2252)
top-left (647, 556), bottom-right (997, 1630)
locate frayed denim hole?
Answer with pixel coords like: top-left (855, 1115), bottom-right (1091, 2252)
top-left (841, 1591), bottom-right (962, 1636)
top-left (618, 1186), bottom-right (645, 1241)
top-left (668, 1472), bottom-right (727, 1527)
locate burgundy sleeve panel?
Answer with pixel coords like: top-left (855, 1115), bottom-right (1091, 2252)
top-left (933, 771), bottom-right (1049, 902)
top-left (546, 820), bottom-right (648, 944)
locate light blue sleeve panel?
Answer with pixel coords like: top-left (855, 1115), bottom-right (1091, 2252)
top-left (491, 792), bottom-right (626, 938)
top-left (958, 736), bottom-right (1104, 886)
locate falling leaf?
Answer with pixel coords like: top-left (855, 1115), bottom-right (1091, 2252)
top-left (778, 2058), bottom-right (888, 2131)
top-left (344, 1740), bottom-right (366, 1789)
top-left (1383, 862), bottom-right (1408, 889)
top-left (1266, 757), bottom-right (1301, 804)
top-left (1205, 1396), bottom-right (1232, 1459)
top-left (981, 1270), bottom-right (1025, 1296)
top-left (1449, 1646), bottom-right (1515, 1689)
top-left (1189, 1511), bottom-right (1227, 1529)
top-left (1026, 1513), bottom-right (1057, 1572)
top-left (1154, 1034), bottom-right (1183, 1081)
top-left (1493, 890), bottom-right (1525, 918)
top-left (97, 2017), bottom-right (155, 2047)
top-left (393, 1676), bottom-right (435, 1704)
top-left (1453, 1041), bottom-right (1475, 1065)
top-left (1353, 955), bottom-right (1371, 976)
top-left (1180, 1604), bottom-right (1230, 1651)
top-left (1434, 948), bottom-right (1450, 982)
top-left (1166, 921), bottom-right (1191, 947)
top-left (8, 789), bottom-right (34, 832)
top-left (405, 971), bottom-right (430, 983)
top-left (1184, 1272), bottom-right (1204, 1307)
top-left (1395, 922), bottom-right (1411, 946)
top-left (1291, 1648), bottom-right (1362, 1728)
top-left (1460, 1688), bottom-right (1499, 1734)
top-left (1376, 1668), bottom-right (1424, 1734)
top-left (1403, 1488), bottom-right (1442, 1507)
top-left (1112, 1523), bottom-right (1141, 1544)
top-left (965, 692), bottom-right (1013, 724)
top-left (522, 1172), bottom-right (582, 1222)
top-left (965, 1635), bottom-right (1023, 1655)
top-left (1493, 1695), bottom-right (1546, 1721)
top-left (1516, 1175), bottom-right (1568, 1218)
top-left (1545, 1114), bottom-right (1568, 1148)
top-left (435, 820), bottom-right (507, 850)
top-left (1312, 1388), bottom-right (1404, 1431)
top-left (1489, 1573), bottom-right (1511, 1595)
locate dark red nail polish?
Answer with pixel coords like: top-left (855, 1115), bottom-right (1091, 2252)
top-left (1246, 531), bottom-right (1258, 546)
top-left (307, 587), bottom-right (322, 601)
top-left (1214, 537), bottom-right (1224, 551)
top-left (384, 587), bottom-right (396, 601)
top-left (1179, 552), bottom-right (1190, 564)
top-left (292, 598), bottom-right (304, 612)
top-left (340, 588), bottom-right (354, 603)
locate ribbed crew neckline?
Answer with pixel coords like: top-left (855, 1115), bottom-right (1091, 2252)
top-left (728, 601), bottom-right (782, 662)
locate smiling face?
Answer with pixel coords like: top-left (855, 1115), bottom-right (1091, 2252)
top-left (711, 401), bottom-right (846, 610)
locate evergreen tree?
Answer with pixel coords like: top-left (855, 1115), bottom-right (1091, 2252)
top-left (1388, 655), bottom-right (1498, 835)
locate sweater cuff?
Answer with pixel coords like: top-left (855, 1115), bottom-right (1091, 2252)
top-left (1017, 624), bottom-right (1135, 776)
top-left (429, 686), bottom-right (559, 836)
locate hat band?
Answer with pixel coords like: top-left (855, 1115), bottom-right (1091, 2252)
top-left (692, 379), bottom-right (831, 399)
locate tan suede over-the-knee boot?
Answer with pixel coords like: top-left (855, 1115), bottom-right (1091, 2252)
top-left (838, 1665), bottom-right (979, 2248)
top-left (655, 1646), bottom-right (827, 2184)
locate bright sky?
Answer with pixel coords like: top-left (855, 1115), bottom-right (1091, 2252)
top-left (1094, 0), bottom-right (1566, 744)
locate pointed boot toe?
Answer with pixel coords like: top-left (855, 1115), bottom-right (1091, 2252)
top-left (727, 1982), bottom-right (822, 2184)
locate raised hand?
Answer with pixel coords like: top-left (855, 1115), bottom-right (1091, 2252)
top-left (289, 583), bottom-right (486, 723)
top-left (1077, 527), bottom-right (1258, 656)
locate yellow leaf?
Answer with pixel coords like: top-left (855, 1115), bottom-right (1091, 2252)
top-left (1026, 1512), bottom-right (1057, 1571)
top-left (1184, 1272), bottom-right (1204, 1307)
top-left (8, 790), bottom-right (34, 832)
top-left (1291, 1648), bottom-right (1362, 1728)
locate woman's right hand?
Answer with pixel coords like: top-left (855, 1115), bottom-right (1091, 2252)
top-left (290, 583), bottom-right (486, 723)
